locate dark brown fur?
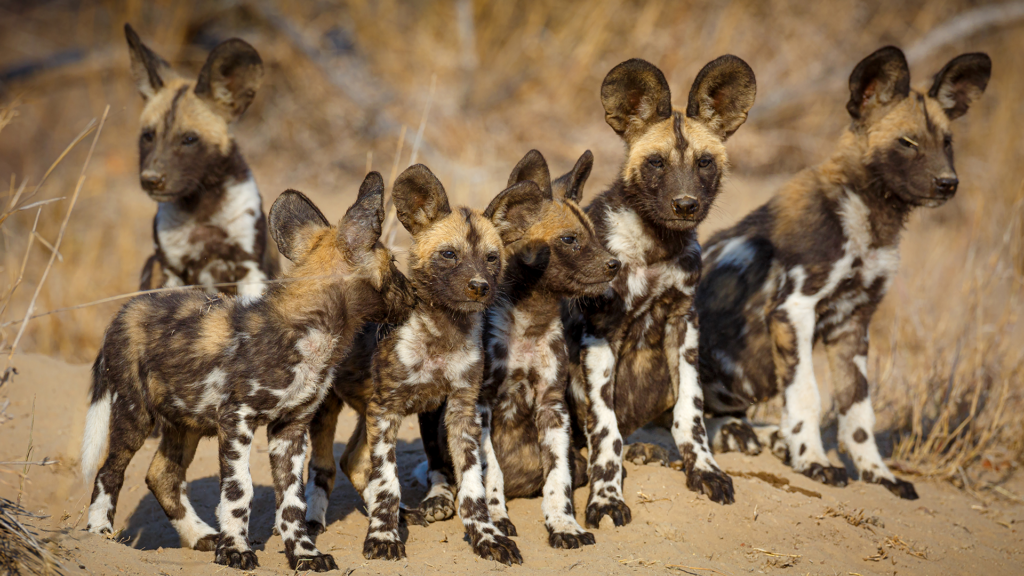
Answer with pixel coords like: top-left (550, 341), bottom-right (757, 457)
top-left (697, 46), bottom-right (990, 499)
top-left (125, 24), bottom-right (277, 297)
top-left (414, 150), bottom-right (620, 549)
top-left (81, 172), bottom-right (414, 571)
top-left (564, 56), bottom-right (756, 527)
top-left (303, 164), bottom-right (546, 565)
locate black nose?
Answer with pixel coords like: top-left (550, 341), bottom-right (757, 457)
top-left (467, 279), bottom-right (490, 299)
top-left (672, 196), bottom-right (700, 218)
top-left (606, 259), bottom-right (621, 274)
top-left (141, 173), bottom-right (166, 192)
top-left (935, 177), bottom-right (958, 196)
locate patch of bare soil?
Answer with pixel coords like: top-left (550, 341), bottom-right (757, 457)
top-left (2, 354), bottom-right (1021, 575)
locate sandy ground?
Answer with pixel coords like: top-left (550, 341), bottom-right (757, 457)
top-left (1, 353), bottom-right (1022, 576)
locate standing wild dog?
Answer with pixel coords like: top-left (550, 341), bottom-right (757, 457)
top-left (696, 46), bottom-right (990, 499)
top-left (125, 24), bottom-right (277, 296)
top-left (566, 56), bottom-right (756, 527)
top-left (415, 150), bottom-right (620, 549)
top-left (306, 164), bottom-right (544, 564)
top-left (81, 172), bottom-right (415, 571)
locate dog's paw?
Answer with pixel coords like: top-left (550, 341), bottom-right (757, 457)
top-left (548, 529), bottom-right (595, 549)
top-left (472, 534), bottom-right (523, 565)
top-left (584, 498), bottom-right (632, 529)
top-left (684, 465), bottom-right (736, 504)
top-left (623, 442), bottom-right (671, 466)
top-left (214, 548), bottom-right (259, 570)
top-left (362, 535), bottom-right (405, 561)
top-left (801, 462), bottom-right (849, 487)
top-left (718, 420), bottom-right (762, 455)
top-left (418, 493), bottom-right (456, 523)
top-left (291, 552), bottom-right (339, 572)
top-left (878, 477), bottom-right (919, 500)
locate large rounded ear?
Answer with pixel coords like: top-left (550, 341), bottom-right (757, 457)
top-left (340, 172), bottom-right (386, 253)
top-left (194, 38), bottom-right (264, 122)
top-left (929, 53), bottom-right (991, 120)
top-left (551, 149), bottom-right (594, 204)
top-left (601, 58), bottom-right (673, 144)
top-left (269, 190), bottom-right (329, 262)
top-left (393, 164), bottom-right (452, 236)
top-left (846, 46), bottom-right (910, 121)
top-left (685, 55), bottom-right (756, 140)
top-left (507, 149), bottom-right (552, 198)
top-left (484, 181), bottom-right (546, 245)
top-left (124, 23), bottom-right (173, 100)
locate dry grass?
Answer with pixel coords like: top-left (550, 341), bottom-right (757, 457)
top-left (0, 498), bottom-right (63, 575)
top-left (0, 0), bottom-right (1021, 490)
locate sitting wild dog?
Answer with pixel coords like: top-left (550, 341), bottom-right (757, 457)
top-left (125, 24), bottom-right (277, 296)
top-left (81, 172), bottom-right (415, 571)
top-left (696, 46), bottom-right (990, 499)
top-left (414, 150), bottom-right (620, 549)
top-left (564, 56), bottom-right (756, 527)
top-left (324, 164), bottom-right (544, 564)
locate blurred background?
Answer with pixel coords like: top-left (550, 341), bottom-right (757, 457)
top-left (0, 0), bottom-right (1021, 489)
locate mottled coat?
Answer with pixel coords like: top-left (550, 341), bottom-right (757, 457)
top-left (414, 150), bottom-right (620, 549)
top-left (304, 164), bottom-right (546, 565)
top-left (697, 46), bottom-right (990, 499)
top-left (125, 24), bottom-right (277, 297)
top-left (81, 173), bottom-right (414, 571)
top-left (565, 56), bottom-right (757, 528)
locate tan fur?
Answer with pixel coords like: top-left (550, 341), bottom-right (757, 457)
top-left (623, 112), bottom-right (729, 182)
top-left (413, 212), bottom-right (503, 267)
top-left (139, 78), bottom-right (233, 155)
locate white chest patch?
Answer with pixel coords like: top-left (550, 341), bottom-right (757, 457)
top-left (155, 177), bottom-right (266, 293)
top-left (602, 207), bottom-right (697, 312)
top-left (838, 191), bottom-right (900, 289)
top-left (504, 309), bottom-right (562, 397)
top-left (395, 311), bottom-right (482, 386)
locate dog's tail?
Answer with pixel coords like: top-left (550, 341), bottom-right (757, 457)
top-left (81, 351), bottom-right (112, 485)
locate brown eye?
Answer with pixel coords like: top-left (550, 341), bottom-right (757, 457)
top-left (141, 129), bottom-right (155, 143)
top-left (647, 157), bottom-right (663, 168)
top-left (441, 250), bottom-right (456, 260)
top-left (943, 135), bottom-right (953, 149)
top-left (181, 133), bottom-right (198, 146)
top-left (486, 253), bottom-right (498, 263)
top-left (698, 157), bottom-right (713, 168)
top-left (560, 235), bottom-right (577, 245)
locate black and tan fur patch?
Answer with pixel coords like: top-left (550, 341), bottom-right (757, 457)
top-left (697, 46), bottom-right (990, 500)
top-left (126, 24), bottom-right (277, 297)
top-left (304, 164), bottom-right (545, 565)
top-left (565, 56), bottom-right (756, 528)
top-left (81, 172), bottom-right (414, 571)
top-left (415, 150), bottom-right (619, 549)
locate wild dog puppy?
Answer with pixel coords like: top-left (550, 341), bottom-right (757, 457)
top-left (81, 172), bottom-right (415, 571)
top-left (318, 164), bottom-right (542, 564)
top-left (125, 24), bottom-right (276, 296)
top-left (697, 46), bottom-right (990, 499)
top-left (565, 56), bottom-right (757, 527)
top-left (414, 150), bottom-right (620, 549)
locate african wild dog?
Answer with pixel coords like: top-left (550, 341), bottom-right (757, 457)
top-left (81, 172), bottom-right (415, 571)
top-left (125, 24), bottom-right (277, 296)
top-left (696, 46), bottom-right (990, 499)
top-left (565, 56), bottom-right (757, 527)
top-left (303, 164), bottom-right (543, 564)
top-left (413, 149), bottom-right (620, 549)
